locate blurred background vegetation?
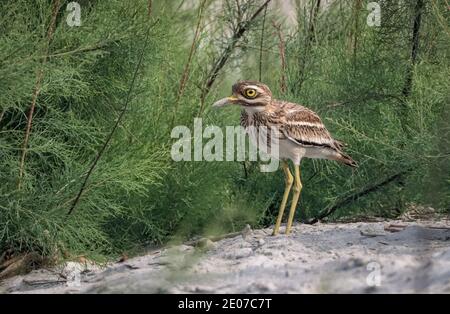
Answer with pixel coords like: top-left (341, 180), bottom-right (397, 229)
top-left (0, 0), bottom-right (449, 260)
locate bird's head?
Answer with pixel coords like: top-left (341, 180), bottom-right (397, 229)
top-left (212, 81), bottom-right (272, 111)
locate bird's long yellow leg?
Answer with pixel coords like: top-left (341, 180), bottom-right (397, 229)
top-left (286, 164), bottom-right (302, 235)
top-left (272, 161), bottom-right (293, 236)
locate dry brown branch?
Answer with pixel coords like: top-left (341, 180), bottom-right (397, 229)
top-left (258, 4), bottom-right (268, 81)
top-left (198, 0), bottom-right (272, 115)
top-left (67, 24), bottom-right (155, 217)
top-left (171, 0), bottom-right (208, 128)
top-left (308, 0), bottom-right (321, 44)
top-left (272, 21), bottom-right (287, 94)
top-left (18, 0), bottom-right (61, 189)
top-left (385, 223), bottom-right (409, 232)
top-left (0, 109), bottom-right (5, 124)
top-left (306, 170), bottom-right (408, 224)
top-left (47, 42), bottom-right (113, 58)
top-left (148, 0), bottom-right (152, 17)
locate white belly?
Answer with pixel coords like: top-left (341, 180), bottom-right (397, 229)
top-left (243, 111), bottom-right (336, 165)
top-left (245, 125), bottom-right (307, 165)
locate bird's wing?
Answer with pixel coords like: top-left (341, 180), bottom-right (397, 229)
top-left (278, 103), bottom-right (338, 150)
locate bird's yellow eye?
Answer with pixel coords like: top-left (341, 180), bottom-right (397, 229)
top-left (244, 89), bottom-right (257, 99)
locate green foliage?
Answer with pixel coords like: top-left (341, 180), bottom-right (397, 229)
top-left (0, 0), bottom-right (170, 257)
top-left (0, 0), bottom-right (448, 260)
top-left (211, 0), bottom-right (450, 221)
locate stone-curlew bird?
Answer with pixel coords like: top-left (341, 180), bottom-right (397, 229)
top-left (213, 81), bottom-right (356, 235)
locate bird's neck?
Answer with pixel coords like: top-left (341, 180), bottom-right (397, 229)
top-left (242, 99), bottom-right (278, 115)
top-left (243, 106), bottom-right (266, 115)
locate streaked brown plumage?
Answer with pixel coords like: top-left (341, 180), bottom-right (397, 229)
top-left (213, 80), bottom-right (356, 235)
top-left (239, 98), bottom-right (357, 167)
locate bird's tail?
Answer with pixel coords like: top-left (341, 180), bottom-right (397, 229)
top-left (336, 152), bottom-right (358, 168)
top-left (332, 139), bottom-right (357, 168)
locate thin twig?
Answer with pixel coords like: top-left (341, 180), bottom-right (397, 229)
top-left (147, 0), bottom-right (152, 17)
top-left (258, 4), bottom-right (268, 82)
top-left (18, 0), bottom-right (61, 189)
top-left (67, 26), bottom-right (153, 217)
top-left (185, 224), bottom-right (252, 247)
top-left (295, 0), bottom-right (321, 94)
top-left (347, 0), bottom-right (362, 57)
top-left (47, 42), bottom-right (114, 58)
top-left (306, 170), bottom-right (408, 224)
top-left (0, 109), bottom-right (5, 124)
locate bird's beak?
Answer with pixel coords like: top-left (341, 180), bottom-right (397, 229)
top-left (212, 96), bottom-right (239, 108)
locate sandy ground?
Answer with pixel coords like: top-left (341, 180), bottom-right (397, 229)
top-left (1, 220), bottom-right (450, 294)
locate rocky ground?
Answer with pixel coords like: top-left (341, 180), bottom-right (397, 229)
top-left (1, 219), bottom-right (450, 294)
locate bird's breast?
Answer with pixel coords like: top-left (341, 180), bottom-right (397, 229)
top-left (240, 110), bottom-right (263, 129)
top-left (240, 111), bottom-right (278, 154)
top-left (239, 110), bottom-right (305, 163)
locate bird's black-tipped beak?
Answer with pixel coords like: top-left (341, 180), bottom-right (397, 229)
top-left (212, 96), bottom-right (239, 108)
